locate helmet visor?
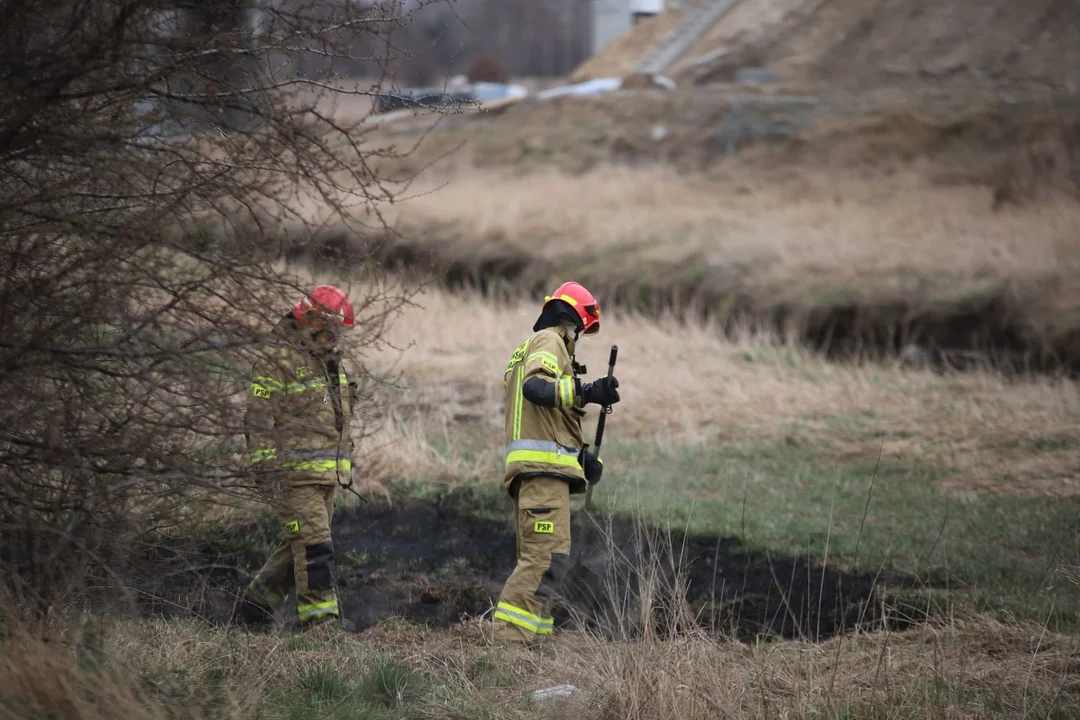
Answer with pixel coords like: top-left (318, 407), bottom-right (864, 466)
top-left (582, 303), bottom-right (600, 334)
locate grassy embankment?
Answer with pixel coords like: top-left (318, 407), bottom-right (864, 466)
top-left (353, 157), bottom-right (1080, 372)
top-left (320, 84), bottom-right (1080, 373)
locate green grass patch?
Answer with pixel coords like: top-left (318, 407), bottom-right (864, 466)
top-left (393, 405), bottom-right (1079, 631)
top-left (358, 661), bottom-right (427, 709)
top-left (595, 437), bottom-right (1080, 629)
top-left (284, 633), bottom-right (321, 653)
top-left (266, 661), bottom-right (429, 720)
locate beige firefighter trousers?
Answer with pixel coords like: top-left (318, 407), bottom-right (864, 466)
top-left (245, 482), bottom-right (340, 624)
top-left (494, 475), bottom-right (572, 643)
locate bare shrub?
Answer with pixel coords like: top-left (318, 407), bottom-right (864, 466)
top-left (0, 0), bottom-right (430, 616)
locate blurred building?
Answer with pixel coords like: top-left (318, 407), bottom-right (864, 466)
top-left (592, 0), bottom-right (665, 56)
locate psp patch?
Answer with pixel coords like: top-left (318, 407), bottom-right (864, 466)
top-left (538, 357), bottom-right (560, 376)
top-left (534, 520), bottom-right (555, 534)
top-left (285, 520), bottom-right (301, 534)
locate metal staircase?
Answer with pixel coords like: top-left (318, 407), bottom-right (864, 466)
top-left (634, 0), bottom-right (739, 76)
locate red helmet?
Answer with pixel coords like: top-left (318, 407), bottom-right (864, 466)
top-left (541, 281), bottom-right (600, 335)
top-left (292, 284), bottom-right (355, 329)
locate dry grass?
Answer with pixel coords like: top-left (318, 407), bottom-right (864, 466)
top-left (567, 618), bottom-right (1080, 718)
top-left (387, 164), bottom-right (1079, 287)
top-left (4, 610), bottom-right (1077, 719)
top-left (350, 284), bottom-right (1079, 496)
top-left (4, 290), bottom-right (1075, 719)
top-left (0, 623), bottom-right (207, 720)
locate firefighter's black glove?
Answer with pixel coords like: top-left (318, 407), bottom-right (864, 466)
top-left (580, 449), bottom-right (603, 485)
top-left (581, 375), bottom-right (620, 407)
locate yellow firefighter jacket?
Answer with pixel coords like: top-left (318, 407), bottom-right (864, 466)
top-left (244, 320), bottom-right (355, 487)
top-left (503, 325), bottom-right (587, 495)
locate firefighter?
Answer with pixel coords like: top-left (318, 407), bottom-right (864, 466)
top-left (235, 284), bottom-right (359, 631)
top-left (493, 281), bottom-right (621, 644)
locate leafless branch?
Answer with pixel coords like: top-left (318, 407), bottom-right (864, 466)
top-left (0, 0), bottom-right (435, 615)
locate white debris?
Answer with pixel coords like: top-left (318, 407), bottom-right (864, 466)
top-left (650, 74), bottom-right (678, 90)
top-left (536, 78), bottom-right (623, 100)
top-left (472, 81), bottom-right (529, 103)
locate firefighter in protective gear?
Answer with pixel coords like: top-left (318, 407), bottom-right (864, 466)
top-left (236, 285), bottom-right (359, 630)
top-left (493, 281), bottom-right (621, 644)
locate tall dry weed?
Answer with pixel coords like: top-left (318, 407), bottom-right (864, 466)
top-left (557, 538), bottom-right (1080, 718)
top-left (0, 627), bottom-right (197, 720)
top-left (353, 285), bottom-right (1079, 494)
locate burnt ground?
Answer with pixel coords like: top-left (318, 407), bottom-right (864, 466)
top-left (129, 488), bottom-right (932, 643)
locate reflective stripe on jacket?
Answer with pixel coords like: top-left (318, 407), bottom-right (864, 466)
top-left (244, 322), bottom-right (355, 486)
top-left (502, 327), bottom-right (586, 493)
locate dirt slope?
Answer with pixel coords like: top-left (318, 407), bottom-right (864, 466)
top-left (683, 0), bottom-right (1080, 92)
top-left (572, 0), bottom-right (1080, 94)
top-left (670, 0), bottom-right (808, 77)
top-left (569, 4), bottom-right (695, 82)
